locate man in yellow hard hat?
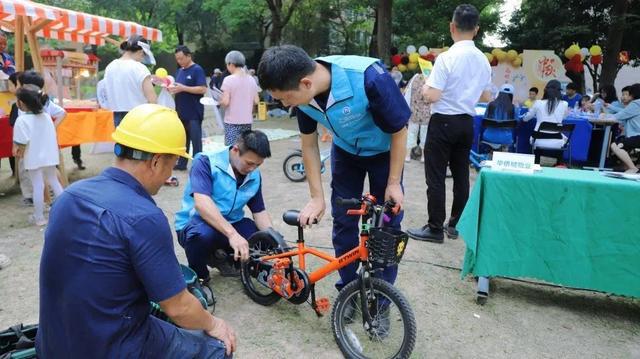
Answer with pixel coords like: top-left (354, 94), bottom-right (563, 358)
top-left (36, 104), bottom-right (236, 358)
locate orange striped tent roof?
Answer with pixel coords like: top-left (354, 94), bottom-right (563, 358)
top-left (0, 0), bottom-right (162, 45)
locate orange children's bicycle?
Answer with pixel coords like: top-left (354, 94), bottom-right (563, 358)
top-left (241, 194), bottom-right (417, 359)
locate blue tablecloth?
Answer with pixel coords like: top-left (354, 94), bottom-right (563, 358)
top-left (473, 107), bottom-right (593, 162)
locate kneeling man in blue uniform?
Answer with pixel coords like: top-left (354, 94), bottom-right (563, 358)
top-left (175, 130), bottom-right (273, 285)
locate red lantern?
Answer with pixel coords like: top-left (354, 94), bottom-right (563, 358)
top-left (425, 53), bottom-right (435, 63)
top-left (564, 54), bottom-right (584, 73)
top-left (590, 54), bottom-right (602, 65)
top-left (619, 51), bottom-right (630, 65)
top-left (391, 54), bottom-right (402, 66)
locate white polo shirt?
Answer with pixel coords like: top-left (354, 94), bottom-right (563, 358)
top-left (427, 40), bottom-right (492, 117)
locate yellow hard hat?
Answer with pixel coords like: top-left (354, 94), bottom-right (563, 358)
top-left (112, 104), bottom-right (191, 159)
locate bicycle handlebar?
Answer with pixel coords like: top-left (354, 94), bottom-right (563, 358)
top-left (335, 197), bottom-right (361, 207)
top-left (337, 195), bottom-right (400, 219)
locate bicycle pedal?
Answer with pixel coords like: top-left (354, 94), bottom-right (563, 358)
top-left (314, 297), bottom-right (330, 315)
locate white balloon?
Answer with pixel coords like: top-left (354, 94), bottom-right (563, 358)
top-left (406, 45), bottom-right (417, 54)
top-left (418, 45), bottom-right (428, 55)
top-left (580, 47), bottom-right (589, 57)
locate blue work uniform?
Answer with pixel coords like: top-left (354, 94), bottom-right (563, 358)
top-left (175, 148), bottom-right (265, 279)
top-left (296, 56), bottom-right (411, 289)
top-left (36, 167), bottom-right (227, 358)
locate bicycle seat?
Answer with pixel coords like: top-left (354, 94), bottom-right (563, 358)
top-left (282, 210), bottom-right (301, 227)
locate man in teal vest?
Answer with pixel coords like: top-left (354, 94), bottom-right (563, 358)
top-left (175, 130), bottom-right (273, 293)
top-left (257, 45), bottom-right (410, 292)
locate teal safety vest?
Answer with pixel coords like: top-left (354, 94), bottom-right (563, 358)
top-left (175, 148), bottom-right (261, 231)
top-left (297, 55), bottom-right (392, 156)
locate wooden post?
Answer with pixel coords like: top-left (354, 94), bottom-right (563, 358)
top-left (15, 16), bottom-right (24, 71)
top-left (25, 19), bottom-right (43, 73)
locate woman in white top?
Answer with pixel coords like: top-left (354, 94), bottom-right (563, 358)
top-left (523, 79), bottom-right (569, 150)
top-left (104, 35), bottom-right (157, 126)
top-left (13, 85), bottom-right (64, 226)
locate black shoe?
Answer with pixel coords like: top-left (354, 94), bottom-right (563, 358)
top-left (368, 307), bottom-right (391, 341)
top-left (445, 225), bottom-right (459, 239)
top-left (407, 225), bottom-right (444, 243)
top-left (343, 296), bottom-right (358, 324)
top-left (212, 249), bottom-right (240, 277)
top-left (74, 159), bottom-right (86, 170)
top-left (200, 278), bottom-right (216, 307)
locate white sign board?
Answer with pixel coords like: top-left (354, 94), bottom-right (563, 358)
top-left (489, 152), bottom-right (538, 173)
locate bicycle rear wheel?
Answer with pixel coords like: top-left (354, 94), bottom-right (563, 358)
top-left (331, 277), bottom-right (416, 359)
top-left (283, 152), bottom-right (306, 182)
top-left (240, 233), bottom-right (282, 306)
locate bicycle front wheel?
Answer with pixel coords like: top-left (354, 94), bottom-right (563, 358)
top-left (331, 277), bottom-right (416, 359)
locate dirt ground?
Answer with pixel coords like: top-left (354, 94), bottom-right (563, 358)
top-left (0, 113), bottom-right (639, 358)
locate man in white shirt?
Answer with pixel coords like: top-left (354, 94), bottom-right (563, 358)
top-left (408, 4), bottom-right (492, 243)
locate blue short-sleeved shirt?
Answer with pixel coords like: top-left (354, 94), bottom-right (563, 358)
top-left (297, 61), bottom-right (410, 135)
top-left (189, 155), bottom-right (265, 213)
top-left (175, 63), bottom-right (207, 122)
top-left (36, 167), bottom-right (186, 359)
top-left (562, 93), bottom-right (582, 109)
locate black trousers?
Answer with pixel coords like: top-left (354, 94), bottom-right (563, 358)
top-left (71, 145), bottom-right (81, 162)
top-left (424, 113), bottom-right (474, 230)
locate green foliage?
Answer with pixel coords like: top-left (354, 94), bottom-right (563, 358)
top-left (393, 0), bottom-right (502, 51)
top-left (501, 0), bottom-right (639, 58)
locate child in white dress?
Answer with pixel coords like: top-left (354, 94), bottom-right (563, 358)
top-left (12, 84), bottom-right (64, 226)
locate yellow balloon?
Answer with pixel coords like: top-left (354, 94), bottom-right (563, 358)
top-left (564, 44), bottom-right (581, 59)
top-left (589, 45), bottom-right (602, 57)
top-left (512, 57), bottom-right (522, 67)
top-left (155, 67), bottom-right (168, 79)
top-left (398, 64), bottom-right (408, 72)
top-left (507, 50), bottom-right (518, 61)
top-left (485, 52), bottom-right (494, 62)
top-left (408, 62), bottom-right (418, 71)
top-left (409, 53), bottom-right (420, 63)
top-left (491, 48), bottom-right (501, 57)
top-left (495, 50), bottom-right (507, 62)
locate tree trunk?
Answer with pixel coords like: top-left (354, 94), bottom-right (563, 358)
top-left (600, 0), bottom-right (629, 87)
top-left (269, 20), bottom-right (282, 46)
top-left (265, 0), bottom-right (302, 47)
top-left (176, 26), bottom-right (184, 45)
top-left (376, 0), bottom-right (392, 64)
top-left (368, 7), bottom-right (378, 58)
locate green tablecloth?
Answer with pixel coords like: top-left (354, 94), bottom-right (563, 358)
top-left (458, 167), bottom-right (640, 298)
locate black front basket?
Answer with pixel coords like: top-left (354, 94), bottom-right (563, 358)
top-left (367, 227), bottom-right (409, 267)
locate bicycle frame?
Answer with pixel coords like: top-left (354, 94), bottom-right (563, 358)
top-left (258, 194), bottom-right (380, 285)
top-left (259, 231), bottom-right (369, 284)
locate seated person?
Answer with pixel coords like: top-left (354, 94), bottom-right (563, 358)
top-left (600, 84), bottom-right (624, 114)
top-left (175, 130), bottom-right (273, 287)
top-left (523, 80), bottom-right (569, 163)
top-left (620, 86), bottom-right (632, 107)
top-left (562, 82), bottom-right (582, 109)
top-left (580, 95), bottom-right (593, 113)
top-left (482, 84), bottom-right (516, 148)
top-left (604, 83), bottom-right (640, 173)
top-left (523, 86), bottom-right (538, 108)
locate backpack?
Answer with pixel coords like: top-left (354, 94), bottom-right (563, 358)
top-left (0, 324), bottom-right (37, 359)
